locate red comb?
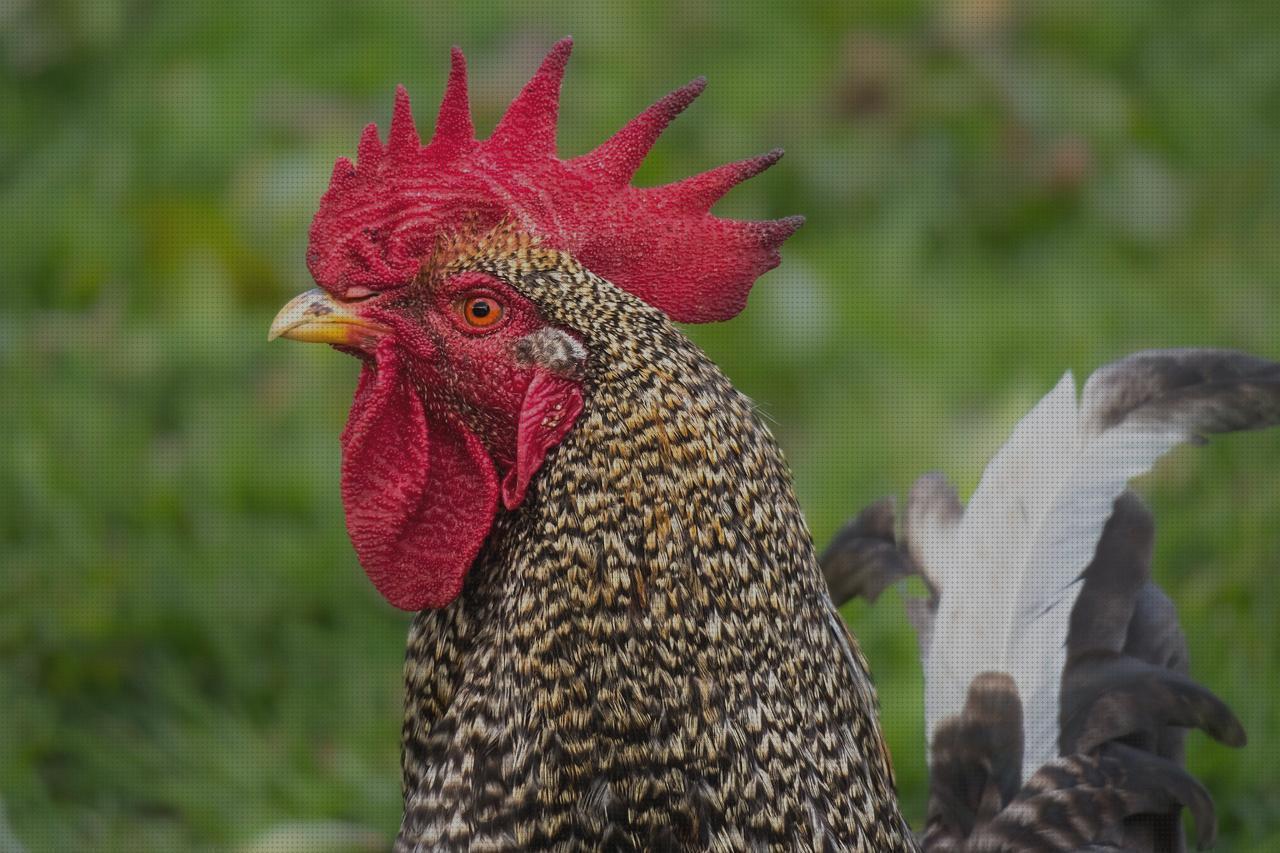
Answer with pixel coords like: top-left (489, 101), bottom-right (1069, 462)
top-left (306, 38), bottom-right (802, 323)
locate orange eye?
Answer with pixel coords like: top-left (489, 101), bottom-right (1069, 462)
top-left (460, 295), bottom-right (503, 329)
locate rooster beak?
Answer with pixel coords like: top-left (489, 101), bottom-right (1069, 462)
top-left (268, 288), bottom-right (389, 347)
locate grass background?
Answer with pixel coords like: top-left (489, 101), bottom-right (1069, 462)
top-left (3, 0), bottom-right (1280, 849)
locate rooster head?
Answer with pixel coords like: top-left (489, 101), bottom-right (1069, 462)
top-left (269, 38), bottom-right (800, 610)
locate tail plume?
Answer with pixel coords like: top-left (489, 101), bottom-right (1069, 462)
top-left (821, 349), bottom-right (1280, 851)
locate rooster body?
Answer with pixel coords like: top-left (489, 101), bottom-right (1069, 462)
top-left (395, 241), bottom-right (911, 850)
top-left (268, 39), bottom-right (1280, 853)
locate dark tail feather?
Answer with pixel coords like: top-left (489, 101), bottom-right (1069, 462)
top-left (820, 497), bottom-right (916, 606)
top-left (1083, 348), bottom-right (1280, 437)
top-left (1061, 653), bottom-right (1245, 757)
top-left (1055, 487), bottom-right (1244, 851)
top-left (1125, 581), bottom-right (1191, 677)
top-left (1124, 582), bottom-right (1197, 770)
top-left (1065, 492), bottom-right (1155, 658)
top-left (920, 673), bottom-right (1024, 851)
top-left (967, 744), bottom-right (1217, 853)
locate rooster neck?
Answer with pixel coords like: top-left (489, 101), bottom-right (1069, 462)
top-left (465, 321), bottom-right (828, 641)
top-left (396, 322), bottom-right (916, 850)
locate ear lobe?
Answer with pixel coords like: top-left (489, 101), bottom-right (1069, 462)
top-left (502, 369), bottom-right (584, 510)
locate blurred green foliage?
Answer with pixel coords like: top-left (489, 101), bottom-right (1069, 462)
top-left (3, 0), bottom-right (1280, 849)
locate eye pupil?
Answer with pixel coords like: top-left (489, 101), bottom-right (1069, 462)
top-left (461, 295), bottom-right (503, 328)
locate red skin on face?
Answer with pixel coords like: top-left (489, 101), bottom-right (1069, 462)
top-left (336, 272), bottom-right (582, 610)
top-left (367, 272), bottom-right (549, 468)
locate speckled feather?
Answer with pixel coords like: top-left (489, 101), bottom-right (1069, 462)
top-left (393, 231), bottom-right (915, 851)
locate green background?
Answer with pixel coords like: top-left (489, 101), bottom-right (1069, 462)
top-left (3, 0), bottom-right (1280, 849)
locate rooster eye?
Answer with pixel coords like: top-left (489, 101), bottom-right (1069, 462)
top-left (460, 296), bottom-right (504, 329)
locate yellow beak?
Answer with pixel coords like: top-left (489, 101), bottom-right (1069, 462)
top-left (268, 288), bottom-right (389, 347)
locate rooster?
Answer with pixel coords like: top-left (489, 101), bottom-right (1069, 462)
top-left (268, 39), bottom-right (1280, 851)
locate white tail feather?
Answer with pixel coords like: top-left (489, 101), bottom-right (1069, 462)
top-left (923, 369), bottom-right (1198, 781)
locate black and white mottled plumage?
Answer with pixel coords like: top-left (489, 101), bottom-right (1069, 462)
top-left (395, 232), bottom-right (916, 851)
top-left (822, 349), bottom-right (1280, 852)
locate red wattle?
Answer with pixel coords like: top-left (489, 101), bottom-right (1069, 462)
top-left (340, 341), bottom-right (498, 610)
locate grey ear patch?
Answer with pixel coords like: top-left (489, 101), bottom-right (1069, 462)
top-left (513, 328), bottom-right (587, 377)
